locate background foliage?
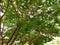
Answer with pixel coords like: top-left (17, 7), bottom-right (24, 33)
top-left (0, 0), bottom-right (60, 45)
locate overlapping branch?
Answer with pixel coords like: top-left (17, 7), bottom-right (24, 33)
top-left (5, 1), bottom-right (21, 45)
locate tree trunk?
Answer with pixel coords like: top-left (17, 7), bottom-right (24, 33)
top-left (0, 18), bottom-right (3, 45)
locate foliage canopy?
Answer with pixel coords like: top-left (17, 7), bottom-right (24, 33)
top-left (0, 0), bottom-right (60, 45)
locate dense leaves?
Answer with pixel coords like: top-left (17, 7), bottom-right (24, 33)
top-left (0, 0), bottom-right (60, 45)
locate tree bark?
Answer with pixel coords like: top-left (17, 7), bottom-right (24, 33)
top-left (5, 22), bottom-right (20, 45)
top-left (5, 17), bottom-right (20, 45)
top-left (10, 32), bottom-right (19, 45)
top-left (0, 18), bottom-right (3, 45)
top-left (28, 41), bottom-right (32, 45)
top-left (29, 42), bottom-right (32, 45)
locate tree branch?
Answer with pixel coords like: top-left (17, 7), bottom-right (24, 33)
top-left (5, 1), bottom-right (21, 45)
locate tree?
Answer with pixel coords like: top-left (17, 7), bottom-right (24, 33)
top-left (0, 0), bottom-right (60, 45)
